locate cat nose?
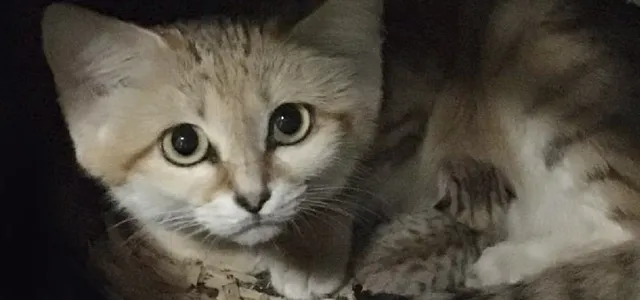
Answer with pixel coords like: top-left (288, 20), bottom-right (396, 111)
top-left (234, 189), bottom-right (271, 214)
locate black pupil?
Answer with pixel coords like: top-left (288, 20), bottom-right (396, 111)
top-left (171, 124), bottom-right (200, 156)
top-left (274, 104), bottom-right (302, 135)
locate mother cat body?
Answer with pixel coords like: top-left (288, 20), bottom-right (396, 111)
top-left (378, 0), bottom-right (640, 298)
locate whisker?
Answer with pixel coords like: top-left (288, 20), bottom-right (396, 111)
top-left (288, 218), bottom-right (305, 239)
top-left (297, 210), bottom-right (351, 239)
top-left (117, 228), bottom-right (150, 248)
top-left (303, 197), bottom-right (385, 219)
top-left (106, 216), bottom-right (139, 231)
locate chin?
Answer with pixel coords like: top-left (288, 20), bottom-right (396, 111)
top-left (229, 224), bottom-right (283, 246)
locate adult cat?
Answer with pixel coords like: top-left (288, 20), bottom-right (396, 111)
top-left (377, 0), bottom-right (640, 298)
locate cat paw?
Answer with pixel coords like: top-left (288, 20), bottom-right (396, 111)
top-left (352, 284), bottom-right (412, 300)
top-left (269, 261), bottom-right (345, 300)
top-left (465, 242), bottom-right (547, 288)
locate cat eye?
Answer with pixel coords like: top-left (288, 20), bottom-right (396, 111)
top-left (160, 123), bottom-right (212, 166)
top-left (268, 103), bottom-right (313, 146)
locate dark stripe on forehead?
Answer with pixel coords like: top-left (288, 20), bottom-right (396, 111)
top-left (196, 96), bottom-right (206, 118)
top-left (240, 23), bottom-right (253, 56)
top-left (259, 88), bottom-right (271, 104)
top-left (187, 41), bottom-right (202, 64)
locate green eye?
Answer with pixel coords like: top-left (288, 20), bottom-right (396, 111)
top-left (160, 123), bottom-right (211, 166)
top-left (269, 103), bottom-right (313, 146)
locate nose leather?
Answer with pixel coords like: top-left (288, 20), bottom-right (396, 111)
top-left (234, 189), bottom-right (271, 214)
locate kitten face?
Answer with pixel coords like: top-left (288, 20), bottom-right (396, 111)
top-left (42, 2), bottom-right (383, 246)
top-left (110, 34), bottom-right (364, 245)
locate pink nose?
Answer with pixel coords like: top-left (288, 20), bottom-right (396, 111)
top-left (234, 189), bottom-right (271, 214)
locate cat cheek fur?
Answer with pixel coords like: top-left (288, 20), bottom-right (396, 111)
top-left (121, 151), bottom-right (287, 245)
top-left (112, 157), bottom-right (291, 246)
top-left (275, 118), bottom-right (344, 178)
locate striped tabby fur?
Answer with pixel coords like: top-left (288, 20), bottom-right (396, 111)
top-left (369, 0), bottom-right (640, 299)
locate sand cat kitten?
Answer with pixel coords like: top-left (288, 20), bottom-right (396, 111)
top-left (354, 158), bottom-right (513, 297)
top-left (41, 1), bottom-right (383, 299)
top-left (373, 0), bottom-right (640, 298)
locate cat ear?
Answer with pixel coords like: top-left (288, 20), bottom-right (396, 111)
top-left (289, 0), bottom-right (383, 113)
top-left (289, 0), bottom-right (383, 58)
top-left (42, 3), bottom-right (176, 183)
top-left (42, 3), bottom-right (169, 94)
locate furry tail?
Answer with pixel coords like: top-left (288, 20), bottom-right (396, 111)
top-left (355, 241), bottom-right (640, 300)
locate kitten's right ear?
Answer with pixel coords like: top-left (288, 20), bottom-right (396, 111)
top-left (42, 3), bottom-right (169, 93)
top-left (289, 0), bottom-right (383, 59)
top-left (288, 0), bottom-right (384, 113)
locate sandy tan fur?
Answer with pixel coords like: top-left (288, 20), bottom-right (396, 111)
top-left (42, 1), bottom-right (385, 299)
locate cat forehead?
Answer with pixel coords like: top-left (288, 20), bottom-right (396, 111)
top-left (168, 22), bottom-right (278, 68)
top-left (157, 21), bottom-right (345, 108)
top-left (166, 23), bottom-right (308, 81)
top-left (153, 23), bottom-right (355, 128)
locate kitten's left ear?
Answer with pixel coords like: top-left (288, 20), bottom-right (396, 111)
top-left (41, 3), bottom-right (177, 183)
top-left (289, 0), bottom-right (383, 61)
top-left (41, 3), bottom-right (171, 93)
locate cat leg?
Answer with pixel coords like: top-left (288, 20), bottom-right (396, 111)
top-left (267, 246), bottom-right (349, 300)
top-left (465, 227), bottom-right (633, 288)
top-left (263, 214), bottom-right (352, 300)
top-left (465, 239), bottom-right (548, 287)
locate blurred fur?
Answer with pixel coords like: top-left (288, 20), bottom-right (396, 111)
top-left (355, 159), bottom-right (513, 296)
top-left (375, 0), bottom-right (640, 298)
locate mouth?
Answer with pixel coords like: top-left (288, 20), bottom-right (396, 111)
top-left (229, 220), bottom-right (284, 246)
top-left (234, 218), bottom-right (283, 234)
top-left (183, 191), bottom-right (304, 246)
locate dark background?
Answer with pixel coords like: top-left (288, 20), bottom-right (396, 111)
top-left (6, 1), bottom-right (313, 299)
